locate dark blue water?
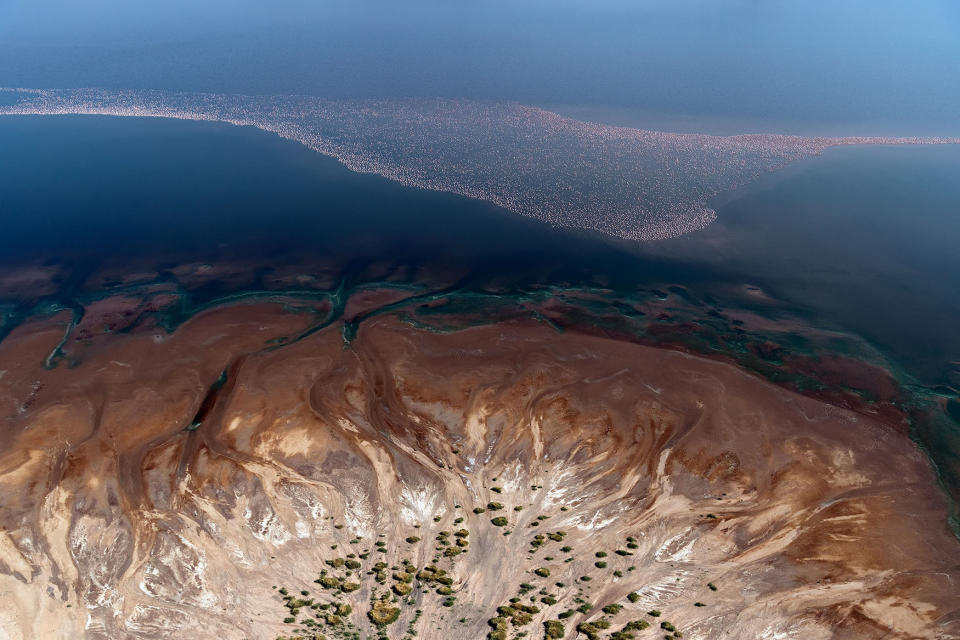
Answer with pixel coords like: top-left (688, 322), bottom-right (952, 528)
top-left (0, 115), bottom-right (958, 524)
top-left (0, 115), bottom-right (709, 291)
top-left (1, 116), bottom-right (958, 382)
top-left (662, 144), bottom-right (960, 385)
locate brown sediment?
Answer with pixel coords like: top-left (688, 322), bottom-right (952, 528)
top-left (0, 264), bottom-right (63, 300)
top-left (0, 298), bottom-right (957, 639)
top-left (68, 294), bottom-right (168, 345)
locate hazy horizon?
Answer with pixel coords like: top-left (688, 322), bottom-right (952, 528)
top-left (2, 1), bottom-right (959, 136)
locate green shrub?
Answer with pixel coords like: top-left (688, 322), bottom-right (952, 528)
top-left (576, 622), bottom-right (602, 640)
top-left (624, 620), bottom-right (649, 631)
top-left (405, 536), bottom-right (420, 543)
top-left (627, 592), bottom-right (640, 603)
top-left (511, 611), bottom-right (533, 626)
top-left (594, 561), bottom-right (607, 569)
top-left (317, 576), bottom-right (341, 589)
top-left (544, 619), bottom-right (565, 638)
top-left (602, 603), bottom-right (622, 614)
top-left (367, 599), bottom-right (401, 626)
top-left (489, 616), bottom-right (507, 629)
top-left (488, 615), bottom-right (508, 640)
top-left (534, 568), bottom-right (551, 578)
top-left (491, 517), bottom-right (508, 527)
top-left (708, 582), bottom-right (718, 591)
top-left (648, 610), bottom-right (661, 617)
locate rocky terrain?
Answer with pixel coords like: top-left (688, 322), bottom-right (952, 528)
top-left (0, 297), bottom-right (958, 639)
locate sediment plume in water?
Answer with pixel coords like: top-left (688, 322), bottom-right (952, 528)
top-left (0, 290), bottom-right (957, 640)
top-left (2, 87), bottom-right (958, 241)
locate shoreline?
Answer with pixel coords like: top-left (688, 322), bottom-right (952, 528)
top-left (1, 274), bottom-right (955, 535)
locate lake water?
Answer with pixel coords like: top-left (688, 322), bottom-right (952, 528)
top-left (0, 114), bottom-right (957, 520)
